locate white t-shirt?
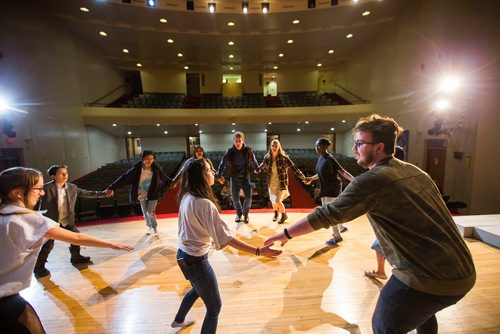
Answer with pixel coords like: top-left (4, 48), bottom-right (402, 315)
top-left (138, 167), bottom-right (153, 201)
top-left (57, 182), bottom-right (69, 226)
top-left (178, 193), bottom-right (233, 257)
top-left (0, 204), bottom-right (58, 298)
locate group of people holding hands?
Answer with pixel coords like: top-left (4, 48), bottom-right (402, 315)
top-left (1, 114), bottom-right (475, 334)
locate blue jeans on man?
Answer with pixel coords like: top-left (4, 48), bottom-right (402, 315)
top-left (174, 249), bottom-right (221, 334)
top-left (372, 275), bottom-right (465, 333)
top-left (230, 176), bottom-right (252, 219)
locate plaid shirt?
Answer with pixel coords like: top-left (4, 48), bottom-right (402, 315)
top-left (259, 154), bottom-right (306, 190)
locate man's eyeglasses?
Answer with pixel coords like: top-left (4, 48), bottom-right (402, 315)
top-left (354, 140), bottom-right (377, 148)
top-left (31, 187), bottom-right (44, 192)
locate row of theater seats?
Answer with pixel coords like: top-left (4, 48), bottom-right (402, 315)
top-left (119, 92), bottom-right (350, 109)
top-left (73, 150), bottom-right (365, 220)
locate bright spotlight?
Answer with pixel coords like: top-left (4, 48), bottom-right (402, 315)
top-left (147, 0), bottom-right (156, 7)
top-left (435, 99), bottom-right (451, 111)
top-left (438, 75), bottom-right (461, 93)
top-left (0, 97), bottom-right (8, 111)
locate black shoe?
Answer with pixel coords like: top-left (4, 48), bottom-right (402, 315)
top-left (272, 211), bottom-right (279, 222)
top-left (278, 212), bottom-right (288, 224)
top-left (340, 226), bottom-right (349, 233)
top-left (243, 216), bottom-right (249, 224)
top-left (235, 214), bottom-right (242, 223)
top-left (34, 266), bottom-right (50, 278)
top-left (71, 255), bottom-right (91, 264)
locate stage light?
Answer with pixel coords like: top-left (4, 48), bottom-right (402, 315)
top-left (438, 75), bottom-right (462, 93)
top-left (146, 0), bottom-right (156, 8)
top-left (208, 2), bottom-right (216, 13)
top-left (242, 1), bottom-right (249, 13)
top-left (435, 99), bottom-right (451, 111)
top-left (261, 2), bottom-right (269, 13)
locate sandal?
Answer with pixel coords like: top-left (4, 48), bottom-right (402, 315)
top-left (364, 270), bottom-right (387, 280)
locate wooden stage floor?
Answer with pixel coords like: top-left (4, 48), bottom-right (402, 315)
top-left (24, 211), bottom-right (500, 334)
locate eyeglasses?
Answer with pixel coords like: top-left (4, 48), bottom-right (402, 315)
top-left (354, 140), bottom-right (377, 148)
top-left (31, 187), bottom-right (44, 192)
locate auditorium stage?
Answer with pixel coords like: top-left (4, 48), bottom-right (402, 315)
top-left (24, 212), bottom-right (500, 333)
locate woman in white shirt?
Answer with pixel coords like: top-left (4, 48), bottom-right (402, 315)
top-left (0, 167), bottom-right (133, 333)
top-left (172, 158), bottom-right (281, 333)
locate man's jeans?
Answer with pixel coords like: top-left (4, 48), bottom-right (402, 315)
top-left (174, 249), bottom-right (221, 334)
top-left (139, 199), bottom-right (158, 228)
top-left (230, 176), bottom-right (252, 217)
top-left (372, 275), bottom-right (465, 334)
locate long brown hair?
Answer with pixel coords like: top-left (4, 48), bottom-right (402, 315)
top-left (0, 167), bottom-right (42, 208)
top-left (179, 158), bottom-right (220, 212)
top-left (268, 139), bottom-right (288, 158)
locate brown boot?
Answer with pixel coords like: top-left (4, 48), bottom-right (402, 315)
top-left (278, 212), bottom-right (288, 224)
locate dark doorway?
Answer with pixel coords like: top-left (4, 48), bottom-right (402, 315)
top-left (425, 139), bottom-right (446, 193)
top-left (186, 73), bottom-right (200, 97)
top-left (0, 148), bottom-right (24, 171)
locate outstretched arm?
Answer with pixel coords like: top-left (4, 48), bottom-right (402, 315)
top-left (226, 238), bottom-right (282, 258)
top-left (338, 168), bottom-right (354, 182)
top-left (264, 215), bottom-right (315, 247)
top-left (44, 226), bottom-right (133, 251)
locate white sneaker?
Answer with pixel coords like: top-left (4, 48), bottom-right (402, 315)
top-left (153, 228), bottom-right (159, 237)
top-left (146, 226), bottom-right (152, 235)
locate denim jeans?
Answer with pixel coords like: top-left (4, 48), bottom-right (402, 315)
top-left (139, 199), bottom-right (158, 228)
top-left (0, 293), bottom-right (45, 333)
top-left (174, 249), bottom-right (221, 334)
top-left (230, 176), bottom-right (252, 217)
top-left (372, 275), bottom-right (465, 334)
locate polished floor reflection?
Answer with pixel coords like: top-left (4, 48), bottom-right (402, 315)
top-left (23, 212), bottom-right (500, 333)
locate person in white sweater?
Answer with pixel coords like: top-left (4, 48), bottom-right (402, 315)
top-left (0, 167), bottom-right (133, 333)
top-left (171, 158), bottom-right (281, 334)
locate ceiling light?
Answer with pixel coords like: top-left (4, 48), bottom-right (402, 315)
top-left (232, 129), bottom-right (235, 133)
top-left (112, 124), bottom-right (117, 127)
top-left (156, 123), bottom-right (160, 126)
top-left (229, 54), bottom-right (234, 58)
top-left (230, 66), bottom-right (234, 70)
top-left (278, 53), bottom-right (284, 57)
top-left (232, 122), bottom-right (236, 125)
top-left (317, 63), bottom-right (322, 67)
top-left (160, 18), bottom-right (167, 23)
top-left (264, 129), bottom-right (268, 132)
top-left (273, 66), bottom-right (278, 69)
top-left (353, 0), bottom-right (360, 3)
top-left (261, 3), bottom-right (269, 13)
top-left (184, 66), bottom-right (189, 70)
top-left (287, 39), bottom-right (294, 44)
top-left (293, 19), bottom-right (300, 24)
top-left (242, 2), bottom-right (249, 14)
top-left (122, 49), bottom-right (129, 53)
top-left (80, 7), bottom-right (90, 12)
top-left (342, 120), bottom-right (346, 123)
top-left (195, 123), bottom-right (198, 126)
top-left (438, 75), bottom-right (462, 93)
top-left (346, 33), bottom-right (354, 38)
top-left (362, 11), bottom-right (371, 16)
top-left (127, 131), bottom-right (132, 135)
top-left (99, 31), bottom-right (107, 37)
top-left (177, 53), bottom-right (183, 57)
top-left (328, 49), bottom-right (334, 54)
top-left (199, 130), bottom-right (203, 133)
top-left (167, 39), bottom-right (174, 43)
top-left (331, 127), bottom-right (335, 131)
top-left (147, 0), bottom-right (156, 8)
top-left (297, 128), bottom-right (301, 132)
top-left (268, 122), bottom-right (272, 124)
top-left (228, 41), bottom-right (234, 46)
top-left (164, 131), bottom-right (168, 134)
top-left (208, 2), bottom-right (216, 13)
top-left (227, 22), bottom-right (235, 26)
top-left (305, 121), bottom-right (309, 124)
top-left (435, 99), bottom-right (451, 111)
top-left (136, 63), bottom-right (142, 67)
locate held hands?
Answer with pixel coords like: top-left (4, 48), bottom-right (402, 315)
top-left (303, 177), bottom-right (312, 185)
top-left (264, 232), bottom-right (289, 247)
top-left (259, 243), bottom-right (283, 258)
top-left (111, 243), bottom-right (134, 251)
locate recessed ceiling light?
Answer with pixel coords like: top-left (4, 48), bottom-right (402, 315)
top-left (231, 129), bottom-right (235, 133)
top-left (297, 128), bottom-right (301, 132)
top-left (265, 129), bottom-right (268, 132)
top-left (160, 18), bottom-right (167, 23)
top-left (353, 0), bottom-right (360, 3)
top-left (278, 53), bottom-right (284, 57)
top-left (228, 41), bottom-right (234, 46)
top-left (99, 31), bottom-right (107, 37)
top-left (346, 33), bottom-right (354, 38)
top-left (122, 48), bottom-right (129, 53)
top-left (317, 63), bottom-right (322, 67)
top-left (184, 66), bottom-right (189, 70)
top-left (127, 131), bottom-right (132, 135)
top-left (273, 66), bottom-right (278, 69)
top-left (167, 39), bottom-right (174, 43)
top-left (227, 22), bottom-right (235, 26)
top-left (112, 123), bottom-right (117, 127)
top-left (292, 19), bottom-right (300, 24)
top-left (268, 122), bottom-right (272, 124)
top-left (230, 66), bottom-right (234, 70)
top-left (136, 63), bottom-right (142, 67)
top-left (164, 131), bottom-right (168, 134)
top-left (232, 122), bottom-right (236, 125)
top-left (229, 54), bottom-right (234, 58)
top-left (342, 120), bottom-right (346, 123)
top-left (305, 121), bottom-right (309, 124)
top-left (199, 130), bottom-right (203, 133)
top-left (156, 123), bottom-right (160, 126)
top-left (328, 49), bottom-right (334, 54)
top-left (287, 39), bottom-right (294, 44)
top-left (80, 7), bottom-right (90, 13)
top-left (331, 127), bottom-right (335, 131)
top-left (195, 123), bottom-right (198, 126)
top-left (177, 53), bottom-right (183, 57)
top-left (362, 11), bottom-right (371, 16)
